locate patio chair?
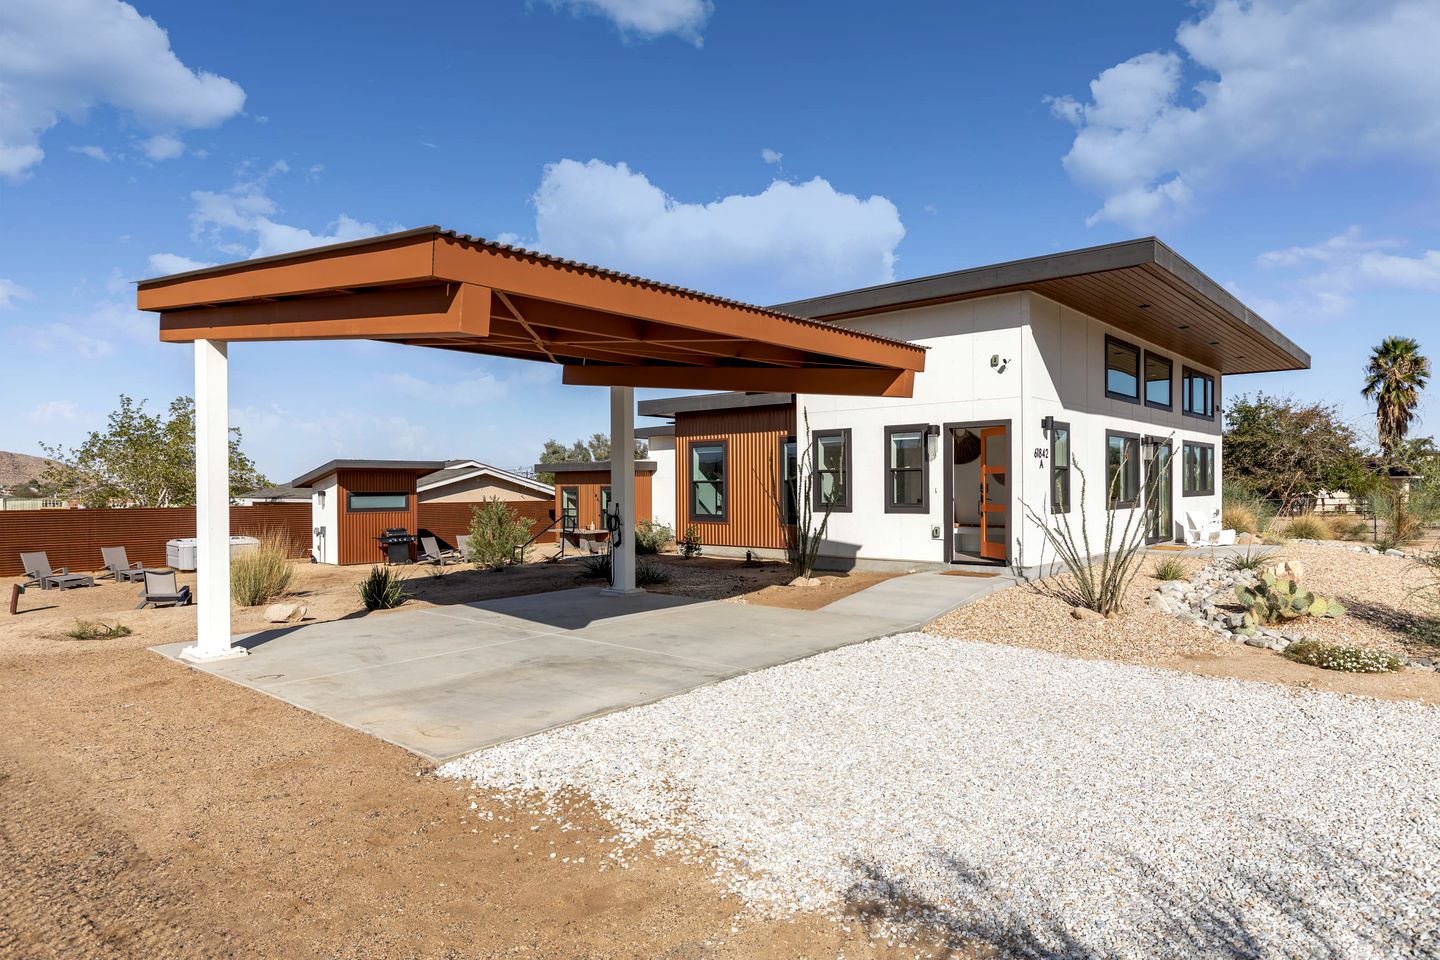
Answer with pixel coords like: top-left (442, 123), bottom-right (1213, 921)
top-left (1183, 510), bottom-right (1237, 547)
top-left (19, 551), bottom-right (95, 590)
top-left (135, 570), bottom-right (192, 609)
top-left (418, 535), bottom-right (462, 566)
top-left (99, 546), bottom-right (153, 583)
top-left (455, 534), bottom-right (472, 561)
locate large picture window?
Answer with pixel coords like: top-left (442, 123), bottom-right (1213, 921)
top-left (1144, 353), bottom-right (1173, 409)
top-left (779, 436), bottom-right (797, 524)
top-left (1050, 421), bottom-right (1071, 514)
top-left (346, 492), bottom-right (408, 512)
top-left (1183, 367), bottom-right (1216, 419)
top-left (812, 428), bottom-right (852, 512)
top-left (1183, 441), bottom-right (1216, 496)
top-left (1105, 336), bottom-right (1141, 403)
top-left (1106, 431), bottom-right (1141, 509)
top-left (884, 424), bottom-right (929, 513)
top-left (559, 486), bottom-right (579, 528)
top-left (690, 441), bottom-right (727, 521)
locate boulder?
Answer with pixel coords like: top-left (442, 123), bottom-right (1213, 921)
top-left (788, 576), bottom-right (822, 587)
top-left (1071, 606), bottom-right (1104, 621)
top-left (264, 602), bottom-right (307, 623)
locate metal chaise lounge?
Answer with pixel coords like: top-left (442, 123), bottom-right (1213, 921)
top-left (19, 551), bottom-right (95, 590)
top-left (136, 570), bottom-right (192, 609)
top-left (418, 535), bottom-right (462, 566)
top-left (99, 546), bottom-right (160, 584)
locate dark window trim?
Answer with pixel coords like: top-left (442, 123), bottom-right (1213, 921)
top-left (1182, 366), bottom-right (1217, 421)
top-left (689, 438), bottom-right (729, 524)
top-left (345, 491), bottom-right (410, 513)
top-left (1050, 420), bottom-right (1072, 515)
top-left (559, 485), bottom-right (579, 523)
top-left (1143, 351), bottom-right (1173, 410)
top-left (599, 485), bottom-right (612, 514)
top-left (1104, 335), bottom-right (1141, 404)
top-left (779, 434), bottom-right (797, 525)
top-left (1105, 430), bottom-right (1141, 510)
top-left (883, 423), bottom-right (930, 514)
top-left (812, 428), bottom-right (853, 513)
top-left (1182, 440), bottom-right (1216, 497)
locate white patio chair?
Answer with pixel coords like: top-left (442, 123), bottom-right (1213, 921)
top-left (1183, 510), bottom-right (1237, 547)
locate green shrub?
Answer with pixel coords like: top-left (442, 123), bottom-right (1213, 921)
top-left (580, 553), bottom-right (610, 579)
top-left (1151, 558), bottom-right (1187, 581)
top-left (1283, 640), bottom-right (1404, 673)
top-left (64, 619), bottom-right (132, 640)
top-left (1281, 514), bottom-right (1332, 541)
top-left (1221, 503), bottom-right (1259, 536)
top-left (467, 497), bottom-right (534, 570)
top-left (1409, 619), bottom-right (1440, 647)
top-left (231, 529), bottom-right (296, 606)
top-left (636, 558), bottom-right (670, 585)
top-left (634, 520), bottom-right (673, 555)
top-left (357, 566), bottom-right (408, 610)
top-left (678, 524), bottom-right (702, 559)
top-left (1226, 545), bottom-right (1276, 573)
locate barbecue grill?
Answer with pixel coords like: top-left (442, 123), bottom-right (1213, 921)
top-left (376, 528), bottom-right (416, 563)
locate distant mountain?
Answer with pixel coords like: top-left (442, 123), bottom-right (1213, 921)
top-left (0, 450), bottom-right (57, 491)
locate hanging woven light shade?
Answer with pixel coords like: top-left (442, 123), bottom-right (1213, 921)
top-left (954, 429), bottom-right (981, 464)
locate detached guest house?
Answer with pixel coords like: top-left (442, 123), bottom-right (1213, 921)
top-left (632, 238), bottom-right (1309, 570)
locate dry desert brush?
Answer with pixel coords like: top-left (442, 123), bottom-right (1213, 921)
top-left (357, 565), bottom-right (409, 611)
top-left (63, 619), bottom-right (132, 641)
top-left (230, 528), bottom-right (297, 606)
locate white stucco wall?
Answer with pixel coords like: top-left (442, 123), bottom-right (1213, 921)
top-left (646, 434), bottom-right (677, 531)
top-left (797, 290), bottom-right (1225, 568)
top-left (311, 475), bottom-right (339, 565)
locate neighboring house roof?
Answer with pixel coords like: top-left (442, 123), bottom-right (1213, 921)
top-left (536, 460), bottom-right (659, 475)
top-left (417, 460), bottom-right (553, 497)
top-left (634, 425), bottom-right (675, 439)
top-left (637, 391), bottom-right (794, 418)
top-left (291, 459), bottom-right (446, 487)
top-left (771, 237), bottom-right (1310, 376)
top-left (241, 485), bottom-right (311, 502)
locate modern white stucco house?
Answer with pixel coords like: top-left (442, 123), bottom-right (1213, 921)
top-left (637, 238), bottom-right (1309, 570)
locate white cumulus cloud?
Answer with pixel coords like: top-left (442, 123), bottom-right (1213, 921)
top-left (0, 279), bottom-right (35, 310)
top-left (1050, 0), bottom-right (1440, 229)
top-left (147, 252), bottom-right (216, 275)
top-left (27, 400), bottom-right (81, 423)
top-left (544, 0), bottom-right (713, 43)
top-left (761, 147), bottom-right (783, 165)
top-left (70, 144), bottom-right (110, 162)
top-left (139, 133), bottom-right (185, 161)
top-left (0, 0), bottom-right (246, 179)
top-left (512, 158), bottom-right (905, 303)
top-left (1246, 227), bottom-right (1440, 325)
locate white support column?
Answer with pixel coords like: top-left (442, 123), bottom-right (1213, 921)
top-left (602, 385), bottom-right (640, 596)
top-left (181, 339), bottom-right (245, 661)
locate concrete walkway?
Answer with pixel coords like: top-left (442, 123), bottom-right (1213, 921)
top-left (154, 585), bottom-right (942, 762)
top-left (825, 567), bottom-right (1017, 622)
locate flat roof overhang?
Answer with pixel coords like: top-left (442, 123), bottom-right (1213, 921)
top-left (136, 227), bottom-right (927, 397)
top-left (539, 460), bottom-right (659, 475)
top-left (772, 237), bottom-right (1310, 376)
top-left (292, 459), bottom-right (446, 487)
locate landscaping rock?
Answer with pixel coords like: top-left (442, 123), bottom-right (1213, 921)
top-left (1070, 606), bottom-right (1104, 621)
top-left (787, 576), bottom-right (822, 587)
top-left (263, 603), bottom-right (307, 623)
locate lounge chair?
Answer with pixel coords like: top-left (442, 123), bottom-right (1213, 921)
top-left (99, 546), bottom-right (156, 583)
top-left (136, 570), bottom-right (192, 608)
top-left (19, 551), bottom-right (94, 590)
top-left (418, 535), bottom-right (462, 566)
top-left (455, 534), bottom-right (472, 561)
top-left (1184, 510), bottom-right (1237, 547)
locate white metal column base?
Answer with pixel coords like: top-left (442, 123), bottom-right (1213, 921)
top-left (599, 586), bottom-right (646, 598)
top-left (179, 643), bottom-right (249, 663)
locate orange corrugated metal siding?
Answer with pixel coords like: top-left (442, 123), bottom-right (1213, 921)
top-left (336, 468), bottom-right (421, 565)
top-left (551, 471), bottom-right (652, 531)
top-left (0, 504), bottom-right (311, 577)
top-left (675, 404), bottom-right (795, 550)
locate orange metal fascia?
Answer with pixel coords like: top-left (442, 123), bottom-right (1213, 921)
top-left (562, 364), bottom-right (916, 398)
top-left (137, 231), bottom-right (438, 311)
top-left (157, 283), bottom-right (491, 343)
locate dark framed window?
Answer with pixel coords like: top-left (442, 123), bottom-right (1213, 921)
top-left (1106, 431), bottom-right (1141, 508)
top-left (1182, 367), bottom-right (1216, 419)
top-left (884, 424), bottom-right (929, 513)
top-left (812, 428), bottom-right (852, 512)
top-left (1144, 353), bottom-right (1173, 409)
top-left (1105, 336), bottom-right (1141, 403)
top-left (690, 440), bottom-right (727, 521)
top-left (1183, 441), bottom-right (1216, 496)
top-left (779, 436), bottom-right (797, 524)
top-left (1050, 421), bottom-right (1071, 514)
top-left (559, 486), bottom-right (579, 528)
top-left (599, 485), bottom-right (612, 516)
top-left (346, 492), bottom-right (408, 512)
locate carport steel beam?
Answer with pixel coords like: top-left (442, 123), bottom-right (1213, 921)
top-left (137, 227), bottom-right (925, 660)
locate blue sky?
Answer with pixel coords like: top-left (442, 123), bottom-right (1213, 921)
top-left (2, 0), bottom-right (1437, 482)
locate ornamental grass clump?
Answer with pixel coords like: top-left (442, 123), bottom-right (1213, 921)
top-left (357, 565), bottom-right (408, 611)
top-left (1222, 503), bottom-right (1259, 536)
top-left (1226, 545), bottom-right (1276, 573)
top-left (636, 558), bottom-right (670, 585)
top-left (1283, 640), bottom-right (1404, 674)
top-left (1151, 558), bottom-right (1187, 581)
top-left (64, 619), bottom-right (132, 641)
top-left (1281, 514), bottom-right (1332, 541)
top-left (230, 529), bottom-right (296, 606)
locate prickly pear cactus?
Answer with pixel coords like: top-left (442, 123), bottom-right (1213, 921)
top-left (1234, 571), bottom-right (1344, 625)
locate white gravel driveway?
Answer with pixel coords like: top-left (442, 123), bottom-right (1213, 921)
top-left (440, 633), bottom-right (1440, 958)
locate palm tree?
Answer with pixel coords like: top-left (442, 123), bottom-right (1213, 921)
top-left (1362, 336), bottom-right (1430, 456)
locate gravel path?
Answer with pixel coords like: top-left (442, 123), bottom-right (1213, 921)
top-left (440, 633), bottom-right (1440, 958)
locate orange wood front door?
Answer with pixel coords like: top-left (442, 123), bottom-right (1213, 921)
top-left (979, 426), bottom-right (1007, 561)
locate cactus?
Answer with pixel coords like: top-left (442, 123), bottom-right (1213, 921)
top-left (1233, 570), bottom-right (1346, 626)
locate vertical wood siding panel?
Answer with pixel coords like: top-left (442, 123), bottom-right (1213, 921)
top-left (675, 404), bottom-right (795, 550)
top-left (547, 471), bottom-right (653, 532)
top-left (336, 468), bottom-right (422, 565)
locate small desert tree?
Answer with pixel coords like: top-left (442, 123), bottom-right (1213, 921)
top-left (466, 497), bottom-right (534, 570)
top-left (1021, 436), bottom-right (1169, 616)
top-left (763, 414), bottom-right (839, 579)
